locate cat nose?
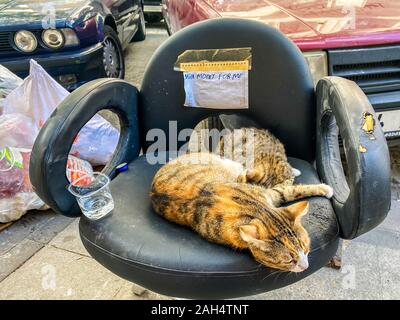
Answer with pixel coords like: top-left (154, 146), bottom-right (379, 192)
top-left (291, 251), bottom-right (309, 273)
top-left (297, 251), bottom-right (309, 270)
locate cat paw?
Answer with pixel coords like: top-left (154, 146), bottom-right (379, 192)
top-left (322, 185), bottom-right (334, 199)
top-left (237, 171), bottom-right (248, 183)
top-left (292, 168), bottom-right (301, 177)
top-left (237, 168), bottom-right (261, 184)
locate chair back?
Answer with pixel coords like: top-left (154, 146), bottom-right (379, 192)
top-left (140, 18), bottom-right (316, 161)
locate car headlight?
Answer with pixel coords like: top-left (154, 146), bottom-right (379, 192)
top-left (303, 51), bottom-right (328, 87)
top-left (14, 30), bottom-right (37, 53)
top-left (42, 29), bottom-right (65, 49)
top-left (61, 28), bottom-right (80, 47)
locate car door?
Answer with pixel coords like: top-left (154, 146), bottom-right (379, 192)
top-left (163, 0), bottom-right (195, 33)
top-left (104, 0), bottom-right (140, 46)
top-left (163, 0), bottom-right (218, 34)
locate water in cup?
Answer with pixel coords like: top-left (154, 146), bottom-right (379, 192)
top-left (68, 172), bottom-right (114, 220)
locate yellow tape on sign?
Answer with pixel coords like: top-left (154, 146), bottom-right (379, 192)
top-left (174, 48), bottom-right (252, 71)
top-left (180, 60), bottom-right (250, 72)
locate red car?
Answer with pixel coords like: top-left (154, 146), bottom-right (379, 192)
top-left (162, 0), bottom-right (400, 142)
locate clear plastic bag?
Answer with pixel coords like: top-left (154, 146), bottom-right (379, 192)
top-left (0, 65), bottom-right (23, 115)
top-left (0, 114), bottom-right (38, 149)
top-left (0, 147), bottom-right (46, 222)
top-left (0, 147), bottom-right (94, 222)
top-left (0, 60), bottom-right (111, 222)
top-left (3, 60), bottom-right (119, 165)
top-left (3, 60), bottom-right (68, 127)
top-left (0, 113), bottom-right (39, 200)
top-left (0, 147), bottom-right (31, 198)
top-left (66, 155), bottom-right (94, 185)
top-left (0, 193), bottom-right (47, 223)
top-left (69, 115), bottom-right (120, 166)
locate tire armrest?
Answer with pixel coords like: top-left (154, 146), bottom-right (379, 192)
top-left (316, 76), bottom-right (391, 239)
top-left (29, 78), bottom-right (141, 217)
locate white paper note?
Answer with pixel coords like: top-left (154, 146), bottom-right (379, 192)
top-left (183, 70), bottom-right (249, 109)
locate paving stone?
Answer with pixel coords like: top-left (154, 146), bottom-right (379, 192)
top-left (0, 210), bottom-right (56, 255)
top-left (373, 230), bottom-right (400, 300)
top-left (356, 226), bottom-right (400, 251)
top-left (0, 239), bottom-right (43, 282)
top-left (376, 238), bottom-right (400, 268)
top-left (380, 199), bottom-right (400, 234)
top-left (339, 240), bottom-right (383, 299)
top-left (0, 245), bottom-right (143, 300)
top-left (49, 219), bottom-right (89, 257)
top-left (28, 214), bottom-right (74, 244)
top-left (381, 269), bottom-right (400, 300)
top-left (112, 282), bottom-right (170, 300)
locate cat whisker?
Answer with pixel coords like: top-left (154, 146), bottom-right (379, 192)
top-left (261, 270), bottom-right (281, 282)
top-left (282, 270), bottom-right (297, 281)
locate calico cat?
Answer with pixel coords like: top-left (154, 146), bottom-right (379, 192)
top-left (150, 152), bottom-right (333, 272)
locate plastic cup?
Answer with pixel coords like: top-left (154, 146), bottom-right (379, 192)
top-left (68, 172), bottom-right (114, 220)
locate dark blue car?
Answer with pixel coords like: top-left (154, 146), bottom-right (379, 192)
top-left (0, 0), bottom-right (146, 90)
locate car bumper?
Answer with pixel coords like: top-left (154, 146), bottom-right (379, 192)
top-left (0, 43), bottom-right (104, 91)
top-left (144, 3), bottom-right (162, 13)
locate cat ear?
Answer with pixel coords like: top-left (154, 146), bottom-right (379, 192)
top-left (239, 225), bottom-right (269, 250)
top-left (245, 169), bottom-right (259, 180)
top-left (284, 201), bottom-right (309, 222)
top-left (239, 225), bottom-right (259, 242)
top-left (237, 169), bottom-right (260, 183)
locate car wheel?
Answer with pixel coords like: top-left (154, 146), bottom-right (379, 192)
top-left (133, 8), bottom-right (146, 41)
top-left (102, 25), bottom-right (125, 79)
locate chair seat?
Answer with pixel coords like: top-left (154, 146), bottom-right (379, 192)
top-left (79, 152), bottom-right (339, 299)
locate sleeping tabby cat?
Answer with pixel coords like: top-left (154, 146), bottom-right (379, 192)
top-left (217, 127), bottom-right (300, 188)
top-left (150, 149), bottom-right (333, 272)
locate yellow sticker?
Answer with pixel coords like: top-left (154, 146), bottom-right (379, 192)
top-left (362, 112), bottom-right (375, 134)
top-left (359, 145), bottom-right (367, 153)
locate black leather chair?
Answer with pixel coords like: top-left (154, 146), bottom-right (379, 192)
top-left (29, 19), bottom-right (391, 299)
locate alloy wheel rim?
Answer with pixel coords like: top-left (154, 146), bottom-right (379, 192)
top-left (102, 37), bottom-right (121, 78)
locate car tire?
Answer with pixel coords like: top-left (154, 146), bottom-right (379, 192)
top-left (102, 25), bottom-right (125, 79)
top-left (133, 8), bottom-right (146, 42)
top-left (165, 21), bottom-right (172, 36)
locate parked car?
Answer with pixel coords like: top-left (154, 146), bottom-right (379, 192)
top-left (162, 0), bottom-right (400, 142)
top-left (144, 0), bottom-right (162, 23)
top-left (0, 0), bottom-right (146, 91)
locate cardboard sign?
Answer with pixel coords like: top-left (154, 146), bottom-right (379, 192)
top-left (175, 48), bottom-right (252, 109)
